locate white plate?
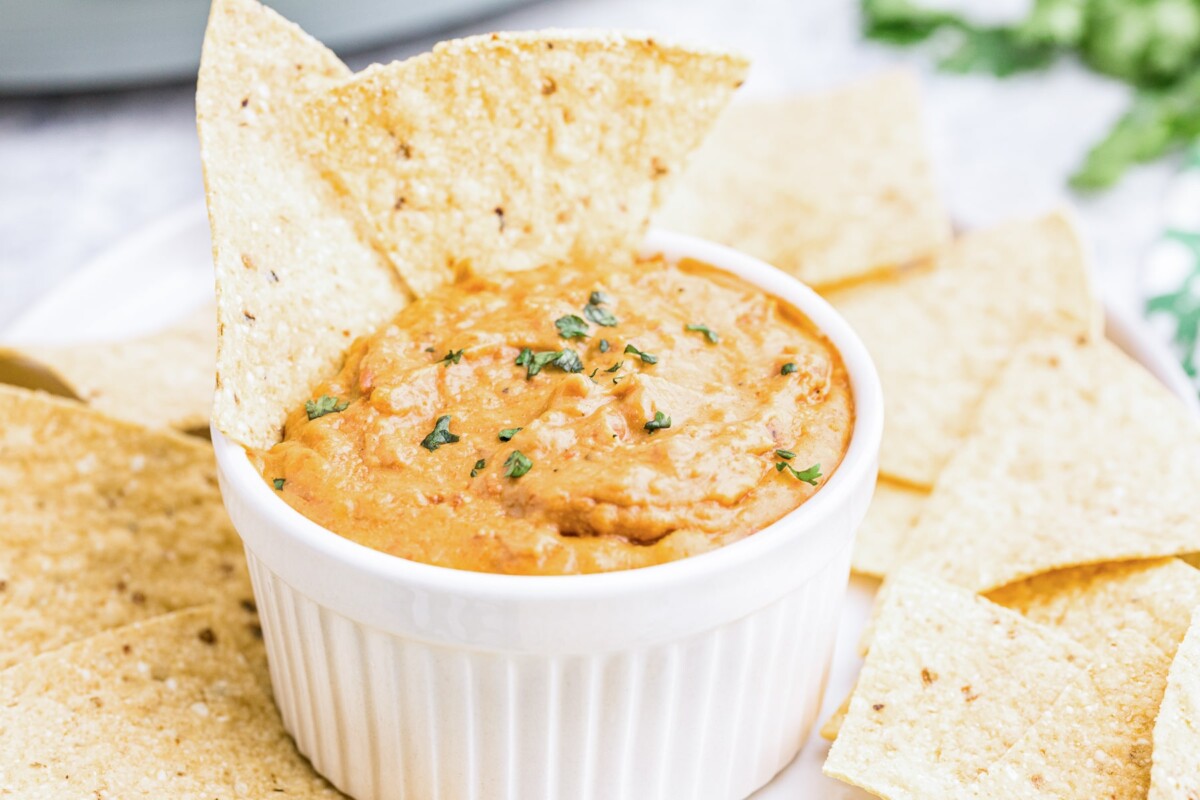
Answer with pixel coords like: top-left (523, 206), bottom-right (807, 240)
top-left (5, 205), bottom-right (1197, 799)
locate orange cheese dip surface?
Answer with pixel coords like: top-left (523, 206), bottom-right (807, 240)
top-left (255, 255), bottom-right (854, 575)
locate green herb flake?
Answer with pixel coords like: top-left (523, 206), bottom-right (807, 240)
top-left (780, 362), bottom-right (798, 376)
top-left (624, 343), bottom-right (659, 364)
top-left (776, 461), bottom-right (822, 486)
top-left (644, 411), bottom-right (672, 434)
top-left (305, 395), bottom-right (349, 420)
top-left (605, 361), bottom-right (623, 373)
top-left (554, 348), bottom-right (584, 373)
top-left (470, 459), bottom-right (486, 477)
top-left (599, 338), bottom-right (611, 353)
top-left (272, 478), bottom-right (285, 490)
top-left (439, 348), bottom-right (464, 366)
top-left (555, 314), bottom-right (590, 339)
top-left (420, 415), bottom-right (461, 452)
top-left (584, 303), bottom-right (618, 327)
top-left (685, 323), bottom-right (720, 344)
top-left (498, 427), bottom-right (523, 441)
top-left (503, 450), bottom-right (533, 478)
top-left (589, 290), bottom-right (611, 306)
top-left (775, 449), bottom-right (796, 460)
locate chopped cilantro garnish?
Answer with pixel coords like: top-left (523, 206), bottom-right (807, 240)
top-left (439, 348), bottom-right (464, 365)
top-left (775, 449), bottom-right (796, 460)
top-left (780, 362), bottom-right (798, 375)
top-left (605, 361), bottom-right (623, 373)
top-left (588, 367), bottom-right (599, 381)
top-left (470, 459), bottom-right (486, 477)
top-left (555, 314), bottom-right (590, 339)
top-left (520, 348), bottom-right (583, 378)
top-left (776, 461), bottom-right (822, 485)
top-left (498, 427), bottom-right (523, 441)
top-left (554, 348), bottom-right (584, 373)
top-left (685, 323), bottom-right (719, 344)
top-left (503, 450), bottom-right (533, 478)
top-left (589, 290), bottom-right (611, 306)
top-left (305, 395), bottom-right (348, 420)
top-left (644, 411), bottom-right (672, 434)
top-left (584, 303), bottom-right (618, 327)
top-left (272, 478), bottom-right (285, 490)
top-left (599, 338), bottom-right (611, 353)
top-left (420, 415), bottom-right (460, 451)
top-left (624, 343), bottom-right (659, 364)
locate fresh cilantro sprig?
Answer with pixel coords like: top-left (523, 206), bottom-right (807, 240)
top-left (515, 347), bottom-right (584, 378)
top-left (776, 460), bottom-right (822, 485)
top-left (555, 315), bottom-right (590, 339)
top-left (624, 343), bottom-right (659, 364)
top-left (420, 415), bottom-right (460, 451)
top-left (470, 459), bottom-right (486, 477)
top-left (686, 323), bottom-right (720, 344)
top-left (503, 450), bottom-right (533, 478)
top-left (305, 395), bottom-right (348, 420)
top-left (498, 427), bottom-right (523, 441)
top-left (644, 411), bottom-right (672, 434)
top-left (861, 0), bottom-right (1200, 189)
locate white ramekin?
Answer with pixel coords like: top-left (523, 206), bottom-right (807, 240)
top-left (212, 230), bottom-right (883, 800)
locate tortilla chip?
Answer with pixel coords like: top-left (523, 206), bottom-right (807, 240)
top-left (826, 214), bottom-right (1100, 488)
top-left (1150, 608), bottom-right (1200, 799)
top-left (655, 72), bottom-right (950, 288)
top-left (819, 689), bottom-right (852, 741)
top-left (0, 605), bottom-right (342, 797)
top-left (967, 629), bottom-right (1169, 798)
top-left (903, 337), bottom-right (1200, 592)
top-left (0, 306), bottom-right (215, 434)
top-left (851, 478), bottom-right (928, 578)
top-left (0, 386), bottom-right (253, 670)
top-left (304, 31), bottom-right (748, 297)
top-left (823, 570), bottom-right (1088, 799)
top-left (989, 558), bottom-right (1200, 658)
top-left (197, 0), bottom-right (408, 450)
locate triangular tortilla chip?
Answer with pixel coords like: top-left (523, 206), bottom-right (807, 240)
top-left (826, 214), bottom-right (1100, 488)
top-left (903, 337), bottom-right (1200, 592)
top-left (823, 570), bottom-right (1088, 798)
top-left (304, 31), bottom-right (748, 297)
top-left (989, 558), bottom-right (1200, 658)
top-left (0, 606), bottom-right (342, 797)
top-left (197, 0), bottom-right (408, 449)
top-left (655, 72), bottom-right (950, 288)
top-left (0, 386), bottom-right (252, 670)
top-left (851, 478), bottom-right (928, 578)
top-left (1150, 608), bottom-right (1200, 800)
top-left (0, 306), bottom-right (215, 434)
top-left (967, 629), bottom-right (1170, 798)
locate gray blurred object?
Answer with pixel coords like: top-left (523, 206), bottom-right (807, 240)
top-left (0, 0), bottom-right (533, 93)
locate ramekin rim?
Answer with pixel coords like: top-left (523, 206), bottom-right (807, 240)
top-left (211, 229), bottom-right (884, 602)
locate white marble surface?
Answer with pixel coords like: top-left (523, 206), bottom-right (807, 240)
top-left (0, 0), bottom-right (1176, 326)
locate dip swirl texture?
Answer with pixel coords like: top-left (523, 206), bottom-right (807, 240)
top-left (256, 255), bottom-right (853, 575)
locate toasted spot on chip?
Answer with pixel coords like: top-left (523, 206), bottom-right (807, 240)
top-left (304, 30), bottom-right (748, 297)
top-left (198, 0), bottom-right (408, 449)
top-left (0, 606), bottom-right (342, 797)
top-left (0, 386), bottom-right (250, 671)
top-left (656, 71), bottom-right (950, 289)
top-left (903, 338), bottom-right (1200, 592)
top-left (1149, 607), bottom-right (1200, 799)
top-left (826, 214), bottom-right (1100, 488)
top-left (0, 307), bottom-right (216, 434)
top-left (823, 569), bottom-right (1088, 798)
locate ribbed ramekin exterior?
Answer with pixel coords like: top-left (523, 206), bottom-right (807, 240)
top-left (245, 542), bottom-right (852, 800)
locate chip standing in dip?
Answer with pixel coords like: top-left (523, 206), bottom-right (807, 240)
top-left (256, 255), bottom-right (852, 575)
top-left (200, 2), bottom-right (881, 798)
